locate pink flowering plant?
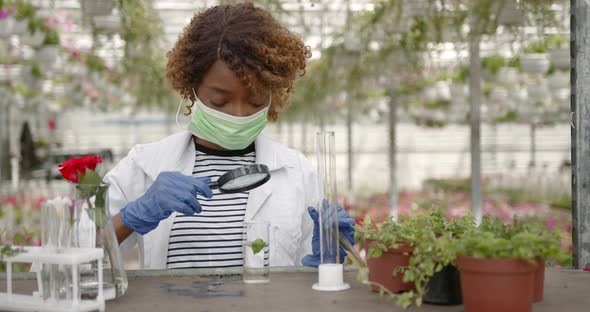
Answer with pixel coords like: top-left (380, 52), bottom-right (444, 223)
top-left (0, 193), bottom-right (45, 272)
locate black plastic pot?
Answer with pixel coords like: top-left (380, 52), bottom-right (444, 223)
top-left (423, 265), bottom-right (462, 305)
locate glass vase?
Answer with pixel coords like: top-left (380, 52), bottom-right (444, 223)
top-left (73, 182), bottom-right (128, 300)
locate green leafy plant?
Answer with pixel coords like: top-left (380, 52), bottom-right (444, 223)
top-left (395, 210), bottom-right (475, 308)
top-left (454, 215), bottom-right (561, 262)
top-left (494, 110), bottom-right (518, 123)
top-left (423, 177), bottom-right (471, 193)
top-left (250, 238), bottom-right (268, 255)
top-left (507, 56), bottom-right (521, 70)
top-left (479, 214), bottom-right (512, 238)
top-left (0, 245), bottom-right (24, 261)
top-left (14, 0), bottom-right (33, 20)
top-left (411, 116), bottom-right (446, 128)
top-left (511, 217), bottom-right (561, 260)
top-left (356, 214), bottom-right (419, 259)
top-left (547, 63), bottom-right (556, 75)
top-left (482, 55), bottom-right (506, 75)
top-left (451, 66), bottom-right (469, 83)
top-left (482, 83), bottom-right (495, 97)
top-left (11, 83), bottom-right (38, 98)
top-left (42, 27), bottom-right (60, 46)
top-left (30, 62), bottom-right (42, 78)
top-left (424, 99), bottom-right (450, 109)
top-left (27, 17), bottom-right (42, 34)
top-left (85, 54), bottom-right (106, 73)
top-left (545, 34), bottom-right (569, 49)
top-left (523, 40), bottom-right (548, 54)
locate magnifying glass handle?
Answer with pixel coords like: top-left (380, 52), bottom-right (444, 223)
top-left (208, 181), bottom-right (219, 189)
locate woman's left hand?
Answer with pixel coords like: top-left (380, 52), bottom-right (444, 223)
top-left (302, 203), bottom-right (355, 267)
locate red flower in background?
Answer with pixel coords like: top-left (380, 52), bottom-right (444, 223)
top-left (48, 119), bottom-right (56, 131)
top-left (58, 156), bottom-right (102, 183)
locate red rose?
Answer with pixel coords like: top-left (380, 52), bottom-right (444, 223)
top-left (58, 156), bottom-right (103, 183)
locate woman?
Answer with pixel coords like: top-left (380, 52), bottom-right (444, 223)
top-left (107, 2), bottom-right (354, 270)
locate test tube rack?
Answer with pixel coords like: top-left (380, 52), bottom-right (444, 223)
top-left (0, 246), bottom-right (105, 312)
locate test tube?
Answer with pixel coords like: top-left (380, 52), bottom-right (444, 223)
top-left (40, 202), bottom-right (53, 301)
top-left (316, 131), bottom-right (339, 265)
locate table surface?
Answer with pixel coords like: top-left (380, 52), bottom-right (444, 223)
top-left (1, 268), bottom-right (588, 311)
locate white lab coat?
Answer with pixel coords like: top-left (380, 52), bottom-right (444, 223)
top-left (104, 131), bottom-right (317, 269)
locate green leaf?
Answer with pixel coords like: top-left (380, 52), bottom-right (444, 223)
top-left (250, 238), bottom-right (268, 255)
top-left (78, 170), bottom-right (101, 185)
top-left (0, 245), bottom-right (24, 261)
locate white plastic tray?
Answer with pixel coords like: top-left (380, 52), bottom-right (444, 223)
top-left (3, 246), bottom-right (103, 265)
top-left (1, 246), bottom-right (105, 312)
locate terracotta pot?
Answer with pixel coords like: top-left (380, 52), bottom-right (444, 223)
top-left (366, 240), bottom-right (415, 294)
top-left (533, 259), bottom-right (545, 303)
top-left (457, 256), bottom-right (535, 312)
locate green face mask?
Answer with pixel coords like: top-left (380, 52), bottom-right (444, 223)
top-left (186, 88), bottom-right (270, 150)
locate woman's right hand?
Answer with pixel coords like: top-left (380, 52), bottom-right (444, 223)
top-left (119, 171), bottom-right (213, 235)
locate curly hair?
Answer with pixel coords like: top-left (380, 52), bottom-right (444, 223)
top-left (166, 2), bottom-right (311, 121)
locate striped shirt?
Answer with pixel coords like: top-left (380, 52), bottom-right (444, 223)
top-left (166, 141), bottom-right (255, 269)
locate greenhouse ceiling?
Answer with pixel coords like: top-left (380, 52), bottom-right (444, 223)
top-left (24, 0), bottom-right (378, 66)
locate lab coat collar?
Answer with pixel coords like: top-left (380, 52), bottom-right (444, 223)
top-left (134, 130), bottom-right (295, 182)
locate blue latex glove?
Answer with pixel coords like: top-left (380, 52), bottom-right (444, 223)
top-left (302, 203), bottom-right (355, 267)
top-left (120, 171), bottom-right (213, 235)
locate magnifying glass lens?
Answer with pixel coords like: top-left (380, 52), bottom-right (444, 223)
top-left (221, 173), bottom-right (269, 191)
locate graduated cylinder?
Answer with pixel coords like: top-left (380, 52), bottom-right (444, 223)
top-left (316, 131), bottom-right (340, 265)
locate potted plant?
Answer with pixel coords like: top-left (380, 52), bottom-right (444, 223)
top-left (526, 78), bottom-right (551, 103)
top-left (497, 67), bottom-right (520, 86)
top-left (547, 35), bottom-right (570, 71)
top-left (547, 71), bottom-right (569, 92)
top-left (357, 209), bottom-right (472, 309)
top-left (80, 0), bottom-right (115, 17)
top-left (497, 0), bottom-right (522, 26)
top-left (482, 55), bottom-right (506, 82)
top-left (0, 7), bottom-right (16, 38)
top-left (521, 41), bottom-right (550, 75)
top-left (401, 210), bottom-right (472, 307)
top-left (454, 215), bottom-right (561, 312)
top-left (92, 14), bottom-right (121, 34)
top-left (36, 27), bottom-right (60, 69)
top-left (357, 214), bottom-right (417, 295)
top-left (21, 17), bottom-right (45, 47)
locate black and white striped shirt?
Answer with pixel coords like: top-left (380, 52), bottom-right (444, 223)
top-left (166, 141), bottom-right (255, 269)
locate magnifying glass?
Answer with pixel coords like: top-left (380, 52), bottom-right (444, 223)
top-left (208, 164), bottom-right (271, 193)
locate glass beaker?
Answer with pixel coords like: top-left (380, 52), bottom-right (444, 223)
top-left (73, 182), bottom-right (128, 300)
top-left (242, 220), bottom-right (270, 284)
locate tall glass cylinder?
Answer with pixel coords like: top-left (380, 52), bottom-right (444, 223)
top-left (316, 131), bottom-right (340, 265)
top-left (40, 197), bottom-right (77, 301)
top-left (73, 182), bottom-right (127, 300)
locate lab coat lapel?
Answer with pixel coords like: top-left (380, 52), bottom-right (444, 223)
top-left (135, 131), bottom-right (196, 182)
top-left (245, 135), bottom-right (289, 221)
top-left (133, 131), bottom-right (196, 269)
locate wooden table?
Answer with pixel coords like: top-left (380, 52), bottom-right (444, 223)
top-left (2, 267), bottom-right (588, 311)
